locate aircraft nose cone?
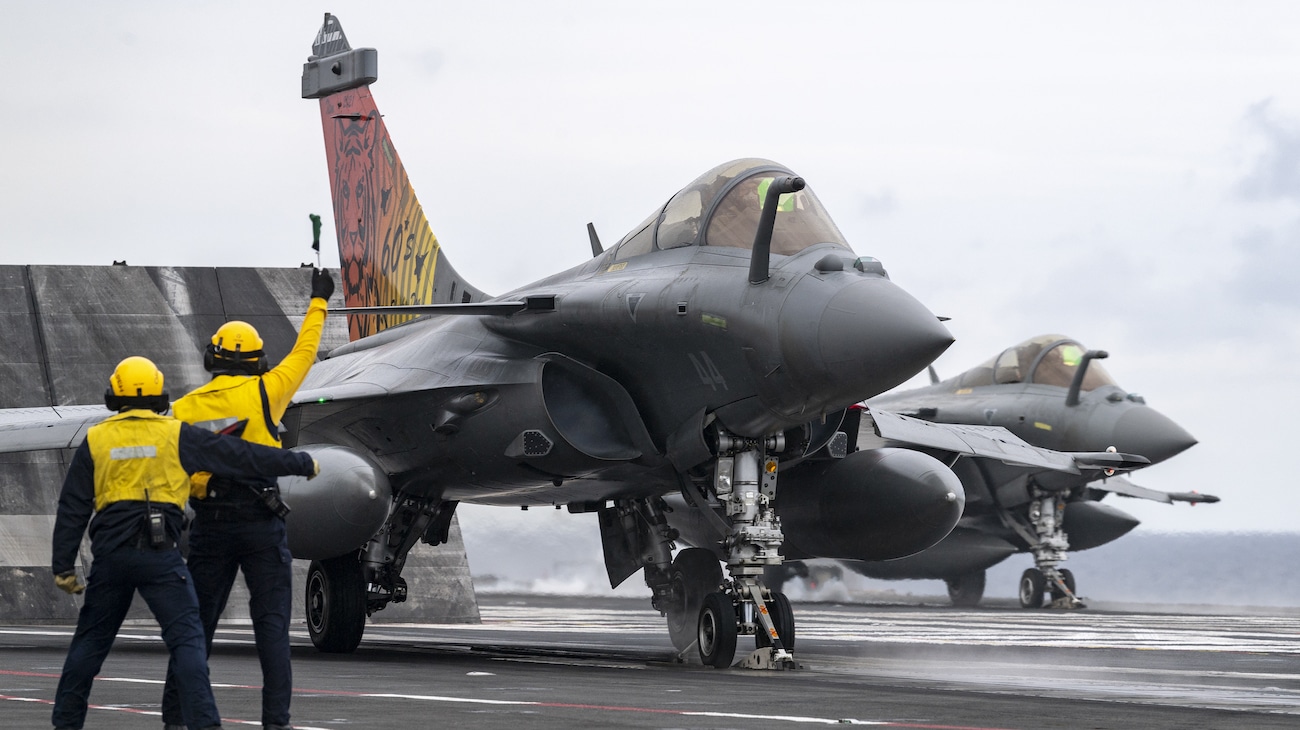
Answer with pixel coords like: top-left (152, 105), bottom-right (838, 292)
top-left (1111, 406), bottom-right (1197, 465)
top-left (815, 279), bottom-right (954, 397)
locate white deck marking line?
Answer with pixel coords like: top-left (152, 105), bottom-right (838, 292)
top-left (3, 672), bottom-right (1007, 728)
top-left (325, 691), bottom-right (1014, 728)
top-left (0, 694), bottom-right (331, 729)
top-left (397, 606), bottom-right (1300, 654)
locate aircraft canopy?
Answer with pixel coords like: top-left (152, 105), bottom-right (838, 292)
top-left (955, 335), bottom-right (1118, 391)
top-left (612, 158), bottom-right (850, 259)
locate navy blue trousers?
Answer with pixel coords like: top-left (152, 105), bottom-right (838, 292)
top-left (162, 515), bottom-right (294, 727)
top-left (52, 547), bottom-right (219, 729)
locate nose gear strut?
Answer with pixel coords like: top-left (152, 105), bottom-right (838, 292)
top-left (608, 426), bottom-right (801, 669)
top-left (705, 431), bottom-right (799, 669)
top-left (1005, 489), bottom-right (1084, 609)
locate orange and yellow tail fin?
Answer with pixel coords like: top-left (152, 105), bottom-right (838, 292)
top-left (302, 13), bottom-right (483, 341)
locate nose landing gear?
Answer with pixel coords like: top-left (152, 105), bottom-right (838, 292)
top-left (705, 443), bottom-right (799, 669)
top-left (633, 428), bottom-right (801, 668)
top-left (1018, 491), bottom-right (1084, 609)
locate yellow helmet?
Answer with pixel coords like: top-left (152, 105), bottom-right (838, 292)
top-left (105, 356), bottom-right (170, 412)
top-left (211, 321), bottom-right (264, 354)
top-left (109, 356), bottom-right (165, 397)
top-left (205, 321), bottom-right (267, 373)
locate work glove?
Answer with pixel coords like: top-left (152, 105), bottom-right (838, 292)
top-left (310, 458), bottom-right (321, 480)
top-left (311, 267), bottom-right (335, 301)
top-left (54, 571), bottom-right (84, 595)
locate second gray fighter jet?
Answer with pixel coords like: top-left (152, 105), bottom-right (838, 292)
top-left (841, 334), bottom-right (1213, 608)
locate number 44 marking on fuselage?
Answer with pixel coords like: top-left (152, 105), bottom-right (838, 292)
top-left (687, 351), bottom-right (728, 391)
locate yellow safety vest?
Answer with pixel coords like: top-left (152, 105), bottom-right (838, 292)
top-left (173, 375), bottom-right (281, 448)
top-left (173, 376), bottom-right (281, 497)
top-left (85, 410), bottom-right (190, 511)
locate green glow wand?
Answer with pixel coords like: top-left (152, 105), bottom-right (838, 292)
top-left (309, 213), bottom-right (322, 269)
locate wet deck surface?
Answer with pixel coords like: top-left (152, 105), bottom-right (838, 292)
top-left (4, 593), bottom-right (1299, 729)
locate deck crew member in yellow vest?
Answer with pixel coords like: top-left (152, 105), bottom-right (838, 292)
top-left (161, 268), bottom-right (333, 730)
top-left (50, 356), bottom-right (318, 730)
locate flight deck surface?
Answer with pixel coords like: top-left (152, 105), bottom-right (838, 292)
top-left (3, 594), bottom-right (1297, 729)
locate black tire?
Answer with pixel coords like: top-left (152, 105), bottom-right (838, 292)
top-left (946, 571), bottom-right (986, 607)
top-left (665, 548), bottom-right (723, 652)
top-left (698, 592), bottom-right (738, 668)
top-left (755, 591), bottom-right (796, 650)
top-left (1050, 568), bottom-right (1077, 600)
top-left (306, 555), bottom-right (367, 653)
top-left (1018, 568), bottom-right (1046, 609)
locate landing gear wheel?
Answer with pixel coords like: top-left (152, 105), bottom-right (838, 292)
top-left (665, 548), bottom-right (723, 652)
top-left (755, 591), bottom-right (795, 650)
top-left (1049, 568), bottom-right (1077, 600)
top-left (1018, 568), bottom-right (1046, 609)
top-left (698, 592), bottom-right (738, 668)
top-left (306, 554), bottom-right (367, 653)
top-left (946, 571), bottom-right (986, 607)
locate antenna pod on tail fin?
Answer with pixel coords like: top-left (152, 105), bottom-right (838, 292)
top-left (303, 13), bottom-right (484, 342)
top-left (302, 14), bottom-right (376, 99)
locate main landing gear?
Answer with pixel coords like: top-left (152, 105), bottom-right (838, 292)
top-left (945, 570), bottom-right (986, 607)
top-left (307, 495), bottom-right (459, 652)
top-left (306, 554), bottom-right (366, 653)
top-left (664, 547), bottom-right (723, 652)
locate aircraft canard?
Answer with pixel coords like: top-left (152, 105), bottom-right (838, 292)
top-left (860, 407), bottom-right (1149, 475)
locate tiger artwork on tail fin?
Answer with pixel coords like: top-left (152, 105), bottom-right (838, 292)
top-left (305, 13), bottom-right (485, 342)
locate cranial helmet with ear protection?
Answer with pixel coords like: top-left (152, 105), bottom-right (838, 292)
top-left (204, 321), bottom-right (269, 374)
top-left (104, 356), bottom-right (170, 413)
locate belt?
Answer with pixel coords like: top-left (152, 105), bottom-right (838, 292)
top-left (198, 477), bottom-right (287, 520)
top-left (193, 501), bottom-right (278, 523)
top-left (205, 477), bottom-right (268, 504)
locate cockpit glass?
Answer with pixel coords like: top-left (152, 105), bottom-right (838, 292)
top-left (704, 173), bottom-right (849, 254)
top-left (651, 158), bottom-right (757, 253)
top-left (613, 207), bottom-right (660, 260)
top-left (953, 334), bottom-right (1119, 391)
top-left (994, 348), bottom-right (1025, 384)
top-left (1032, 342), bottom-right (1118, 390)
top-left (657, 189), bottom-right (703, 250)
top-left (611, 158), bottom-right (853, 259)
top-left (956, 358), bottom-right (995, 388)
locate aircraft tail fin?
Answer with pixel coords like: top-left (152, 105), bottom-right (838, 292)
top-left (303, 13), bottom-right (486, 342)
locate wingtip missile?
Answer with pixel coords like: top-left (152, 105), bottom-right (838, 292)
top-left (1168, 491), bottom-right (1221, 504)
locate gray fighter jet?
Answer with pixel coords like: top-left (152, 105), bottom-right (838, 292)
top-left (828, 335), bottom-right (1212, 609)
top-left (0, 16), bottom-right (1148, 670)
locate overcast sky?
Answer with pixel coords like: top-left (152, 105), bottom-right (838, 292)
top-left (7, 2), bottom-right (1300, 533)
